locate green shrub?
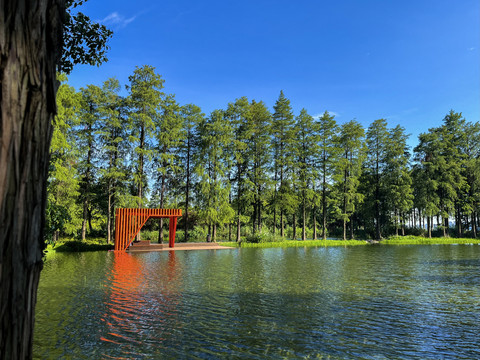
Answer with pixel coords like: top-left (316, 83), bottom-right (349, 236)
top-left (189, 226), bottom-right (208, 242)
top-left (245, 228), bottom-right (284, 243)
top-left (51, 238), bottom-right (114, 252)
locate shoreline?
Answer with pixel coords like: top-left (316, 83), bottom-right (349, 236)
top-left (45, 236), bottom-right (480, 253)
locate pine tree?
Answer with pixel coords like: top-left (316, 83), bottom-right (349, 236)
top-left (364, 119), bottom-right (389, 240)
top-left (178, 104), bottom-right (204, 242)
top-left (271, 91), bottom-right (295, 237)
top-left (153, 94), bottom-right (184, 243)
top-left (226, 97), bottom-right (253, 242)
top-left (77, 84), bottom-right (103, 240)
top-left (126, 65), bottom-right (164, 209)
top-left (462, 121), bottom-right (480, 237)
top-left (247, 100), bottom-right (272, 234)
top-left (316, 111), bottom-right (339, 240)
top-left (96, 78), bottom-right (128, 244)
top-left (46, 74), bottom-right (81, 243)
top-left (414, 131), bottom-right (441, 238)
top-left (332, 120), bottom-right (365, 240)
top-left (196, 110), bottom-right (234, 241)
top-left (295, 109), bottom-right (319, 240)
top-left (385, 125), bottom-right (413, 236)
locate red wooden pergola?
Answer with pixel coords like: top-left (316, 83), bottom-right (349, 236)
top-left (114, 208), bottom-right (182, 251)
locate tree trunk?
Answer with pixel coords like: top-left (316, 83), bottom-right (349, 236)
top-left (458, 207), bottom-right (462, 237)
top-left (212, 224), bottom-right (217, 242)
top-left (87, 207), bottom-right (93, 233)
top-left (0, 1), bottom-right (63, 358)
top-left (443, 216), bottom-right (449, 237)
top-left (375, 180), bottom-right (381, 240)
top-left (158, 167), bottom-right (167, 244)
top-left (292, 213), bottom-right (296, 240)
top-left (322, 160), bottom-right (327, 241)
top-left (312, 206), bottom-right (317, 240)
top-left (302, 199), bottom-right (306, 241)
top-left (427, 216), bottom-right (431, 238)
top-left (472, 212), bottom-right (477, 238)
top-left (107, 191), bottom-right (112, 244)
top-left (184, 136), bottom-right (191, 242)
top-left (158, 219), bottom-right (164, 243)
top-left (395, 209), bottom-right (398, 236)
top-left (81, 200), bottom-right (87, 240)
top-left (273, 208), bottom-right (276, 235)
top-left (236, 215), bottom-right (241, 242)
top-left (257, 198), bottom-right (262, 232)
top-left (280, 210), bottom-right (284, 238)
top-left (349, 217), bottom-right (354, 240)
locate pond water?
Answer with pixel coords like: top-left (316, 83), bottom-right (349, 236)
top-left (33, 245), bottom-right (480, 359)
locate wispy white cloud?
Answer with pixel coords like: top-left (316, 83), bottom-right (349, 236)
top-left (468, 47), bottom-right (475, 51)
top-left (312, 111), bottom-right (339, 119)
top-left (100, 12), bottom-right (136, 28)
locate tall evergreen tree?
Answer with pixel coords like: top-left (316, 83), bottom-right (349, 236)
top-left (364, 119), bottom-right (389, 240)
top-left (462, 121), bottom-right (480, 237)
top-left (126, 65), bottom-right (164, 209)
top-left (77, 84), bottom-right (103, 240)
top-left (316, 111), bottom-right (339, 240)
top-left (385, 125), bottom-right (413, 236)
top-left (96, 78), bottom-right (127, 244)
top-left (295, 109), bottom-right (319, 240)
top-left (46, 74), bottom-right (81, 243)
top-left (247, 100), bottom-right (272, 234)
top-left (153, 94), bottom-right (183, 243)
top-left (271, 91), bottom-right (295, 237)
top-left (439, 111), bottom-right (467, 237)
top-left (226, 97), bottom-right (252, 242)
top-left (196, 110), bottom-right (234, 241)
top-left (332, 120), bottom-right (365, 240)
top-left (178, 104), bottom-right (204, 242)
top-left (414, 131), bottom-right (441, 238)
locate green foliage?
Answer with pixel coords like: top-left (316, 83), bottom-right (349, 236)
top-left (46, 238), bottom-right (113, 252)
top-left (48, 74), bottom-right (479, 246)
top-left (127, 65), bottom-right (165, 205)
top-left (195, 109), bottom-right (235, 238)
top-left (246, 100), bottom-right (272, 234)
top-left (271, 91), bottom-right (297, 236)
top-left (47, 74), bottom-right (81, 241)
top-left (383, 236), bottom-right (480, 245)
top-left (245, 228), bottom-right (284, 243)
top-left (47, 240), bottom-right (113, 252)
top-left (237, 239), bottom-right (367, 248)
top-left (62, 1), bottom-right (113, 74)
top-left (44, 202), bottom-right (71, 244)
top-left (332, 119), bottom-right (365, 239)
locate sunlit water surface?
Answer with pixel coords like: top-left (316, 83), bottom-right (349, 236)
top-left (34, 245), bottom-right (480, 359)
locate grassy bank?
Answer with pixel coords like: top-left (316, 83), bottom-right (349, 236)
top-left (45, 238), bottom-right (114, 253)
top-left (220, 239), bottom-right (368, 248)
top-left (45, 235), bottom-right (480, 253)
top-left (382, 235), bottom-right (480, 245)
top-left (220, 235), bottom-right (480, 248)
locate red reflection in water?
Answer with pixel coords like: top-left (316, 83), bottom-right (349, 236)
top-left (101, 251), bottom-right (182, 357)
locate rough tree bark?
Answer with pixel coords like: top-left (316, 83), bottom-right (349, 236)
top-left (0, 1), bottom-right (64, 359)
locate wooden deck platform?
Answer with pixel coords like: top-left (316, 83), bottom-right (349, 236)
top-left (127, 240), bottom-right (234, 252)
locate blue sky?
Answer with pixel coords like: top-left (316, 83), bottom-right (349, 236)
top-left (69, 0), bottom-right (479, 148)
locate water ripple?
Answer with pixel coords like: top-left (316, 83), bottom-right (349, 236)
top-left (34, 246), bottom-right (480, 359)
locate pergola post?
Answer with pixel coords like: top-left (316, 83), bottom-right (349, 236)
top-left (169, 217), bottom-right (178, 248)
